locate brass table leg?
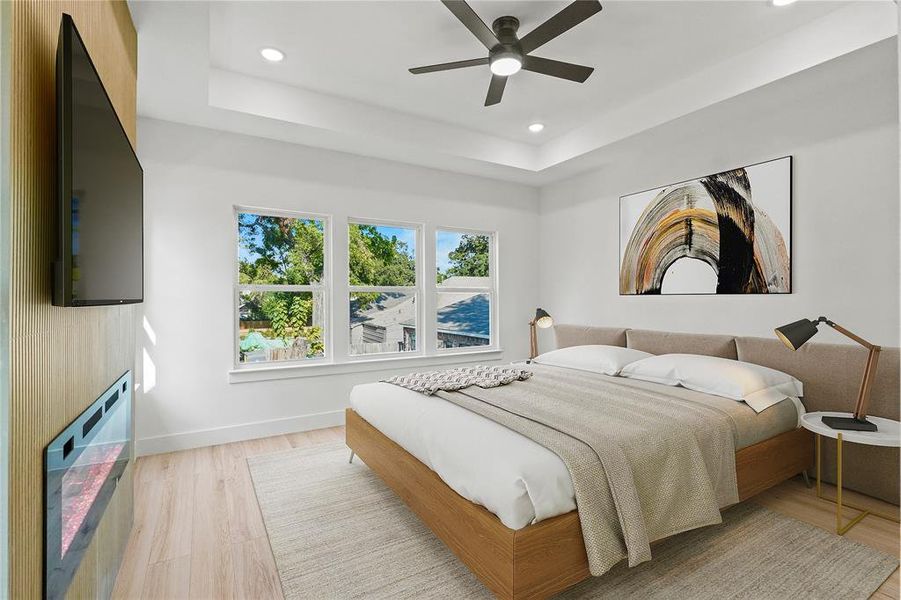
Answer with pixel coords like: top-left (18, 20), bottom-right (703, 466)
top-left (814, 432), bottom-right (900, 535)
top-left (816, 433), bottom-right (820, 498)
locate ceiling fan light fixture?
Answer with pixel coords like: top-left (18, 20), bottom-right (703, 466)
top-left (260, 47), bottom-right (285, 62)
top-left (528, 123), bottom-right (545, 133)
top-left (408, 0), bottom-right (603, 106)
top-left (490, 55), bottom-right (522, 76)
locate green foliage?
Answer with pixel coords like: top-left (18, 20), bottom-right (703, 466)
top-left (348, 224), bottom-right (415, 286)
top-left (348, 224), bottom-right (416, 310)
top-left (261, 292), bottom-right (312, 340)
top-left (239, 216), bottom-right (415, 293)
top-left (288, 294), bottom-right (309, 328)
top-left (303, 326), bottom-right (324, 355)
top-left (239, 291), bottom-right (321, 358)
top-left (239, 215), bottom-right (324, 285)
top-left (262, 293), bottom-right (288, 340)
top-left (437, 234), bottom-right (490, 283)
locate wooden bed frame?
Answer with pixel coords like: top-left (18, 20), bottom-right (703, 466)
top-left (346, 408), bottom-right (814, 600)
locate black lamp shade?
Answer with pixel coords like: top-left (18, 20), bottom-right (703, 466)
top-left (775, 318), bottom-right (820, 350)
top-left (534, 308), bottom-right (553, 329)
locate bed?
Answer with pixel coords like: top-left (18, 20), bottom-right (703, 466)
top-left (350, 375), bottom-right (805, 531)
top-left (346, 327), bottom-right (826, 599)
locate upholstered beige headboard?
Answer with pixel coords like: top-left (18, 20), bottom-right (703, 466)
top-left (552, 324), bottom-right (900, 505)
top-left (554, 325), bottom-right (627, 349)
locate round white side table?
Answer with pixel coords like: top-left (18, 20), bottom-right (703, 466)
top-left (800, 411), bottom-right (900, 535)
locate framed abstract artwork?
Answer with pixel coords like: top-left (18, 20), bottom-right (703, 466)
top-left (619, 156), bottom-right (791, 295)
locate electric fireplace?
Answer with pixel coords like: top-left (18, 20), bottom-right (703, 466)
top-left (45, 371), bottom-right (132, 599)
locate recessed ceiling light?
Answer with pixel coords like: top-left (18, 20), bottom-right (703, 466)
top-left (771, 0), bottom-right (797, 6)
top-left (260, 47), bottom-right (285, 62)
top-left (528, 123), bottom-right (545, 133)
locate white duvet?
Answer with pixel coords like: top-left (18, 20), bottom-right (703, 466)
top-left (350, 382), bottom-right (576, 530)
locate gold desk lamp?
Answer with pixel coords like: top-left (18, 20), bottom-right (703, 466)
top-left (529, 308), bottom-right (553, 359)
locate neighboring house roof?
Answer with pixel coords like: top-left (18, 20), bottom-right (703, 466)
top-left (353, 290), bottom-right (489, 340)
top-left (238, 301), bottom-right (256, 320)
top-left (435, 293), bottom-right (489, 339)
top-left (349, 292), bottom-right (413, 327)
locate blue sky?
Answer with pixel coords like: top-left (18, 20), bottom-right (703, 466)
top-left (373, 225), bottom-right (416, 257)
top-left (436, 230), bottom-right (464, 272)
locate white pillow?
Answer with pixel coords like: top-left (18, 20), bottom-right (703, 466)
top-left (619, 353), bottom-right (804, 413)
top-left (534, 345), bottom-right (652, 376)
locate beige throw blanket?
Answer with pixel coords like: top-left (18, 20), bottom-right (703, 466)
top-left (435, 364), bottom-right (739, 576)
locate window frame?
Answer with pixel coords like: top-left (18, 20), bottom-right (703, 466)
top-left (232, 205), bottom-right (332, 369)
top-left (228, 215), bottom-right (504, 383)
top-left (346, 217), bottom-right (423, 360)
top-left (433, 226), bottom-right (499, 355)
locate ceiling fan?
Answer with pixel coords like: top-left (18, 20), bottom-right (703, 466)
top-left (409, 0), bottom-right (603, 106)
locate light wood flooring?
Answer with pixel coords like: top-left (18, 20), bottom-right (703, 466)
top-left (113, 427), bottom-right (900, 599)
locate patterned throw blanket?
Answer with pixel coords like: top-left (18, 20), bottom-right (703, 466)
top-left (389, 363), bottom-right (739, 578)
top-left (383, 365), bottom-right (532, 396)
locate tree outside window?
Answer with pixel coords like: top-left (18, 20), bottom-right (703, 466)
top-left (237, 211), bottom-right (327, 364)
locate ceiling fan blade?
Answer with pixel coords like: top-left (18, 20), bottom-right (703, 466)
top-left (485, 75), bottom-right (507, 106)
top-left (519, 1), bottom-right (602, 54)
top-left (522, 55), bottom-right (594, 83)
top-left (409, 57), bottom-right (488, 74)
top-left (441, 0), bottom-right (499, 50)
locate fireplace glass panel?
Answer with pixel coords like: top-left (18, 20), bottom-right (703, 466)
top-left (45, 371), bottom-right (132, 599)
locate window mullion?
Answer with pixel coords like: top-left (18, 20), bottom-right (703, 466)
top-left (423, 226), bottom-right (437, 355)
top-left (348, 285), bottom-right (417, 294)
top-left (332, 213), bottom-right (350, 365)
top-left (433, 287), bottom-right (491, 294)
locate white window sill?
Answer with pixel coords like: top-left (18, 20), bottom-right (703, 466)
top-left (228, 348), bottom-right (506, 384)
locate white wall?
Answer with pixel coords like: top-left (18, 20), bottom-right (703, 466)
top-left (538, 39), bottom-right (900, 351)
top-left (137, 118), bottom-right (539, 454)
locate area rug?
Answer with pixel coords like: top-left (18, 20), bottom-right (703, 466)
top-left (247, 442), bottom-right (898, 600)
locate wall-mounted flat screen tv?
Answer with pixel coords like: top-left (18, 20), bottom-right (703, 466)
top-left (54, 14), bottom-right (143, 307)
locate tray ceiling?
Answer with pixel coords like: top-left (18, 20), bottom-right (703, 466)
top-left (130, 0), bottom-right (896, 184)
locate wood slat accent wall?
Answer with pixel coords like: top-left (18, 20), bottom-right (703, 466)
top-left (8, 1), bottom-right (137, 598)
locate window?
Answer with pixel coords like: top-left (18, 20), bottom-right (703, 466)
top-left (231, 211), bottom-right (499, 377)
top-left (435, 229), bottom-right (495, 350)
top-left (235, 209), bottom-right (328, 365)
top-left (348, 221), bottom-right (419, 356)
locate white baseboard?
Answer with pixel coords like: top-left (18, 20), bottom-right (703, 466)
top-left (135, 409), bottom-right (346, 456)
